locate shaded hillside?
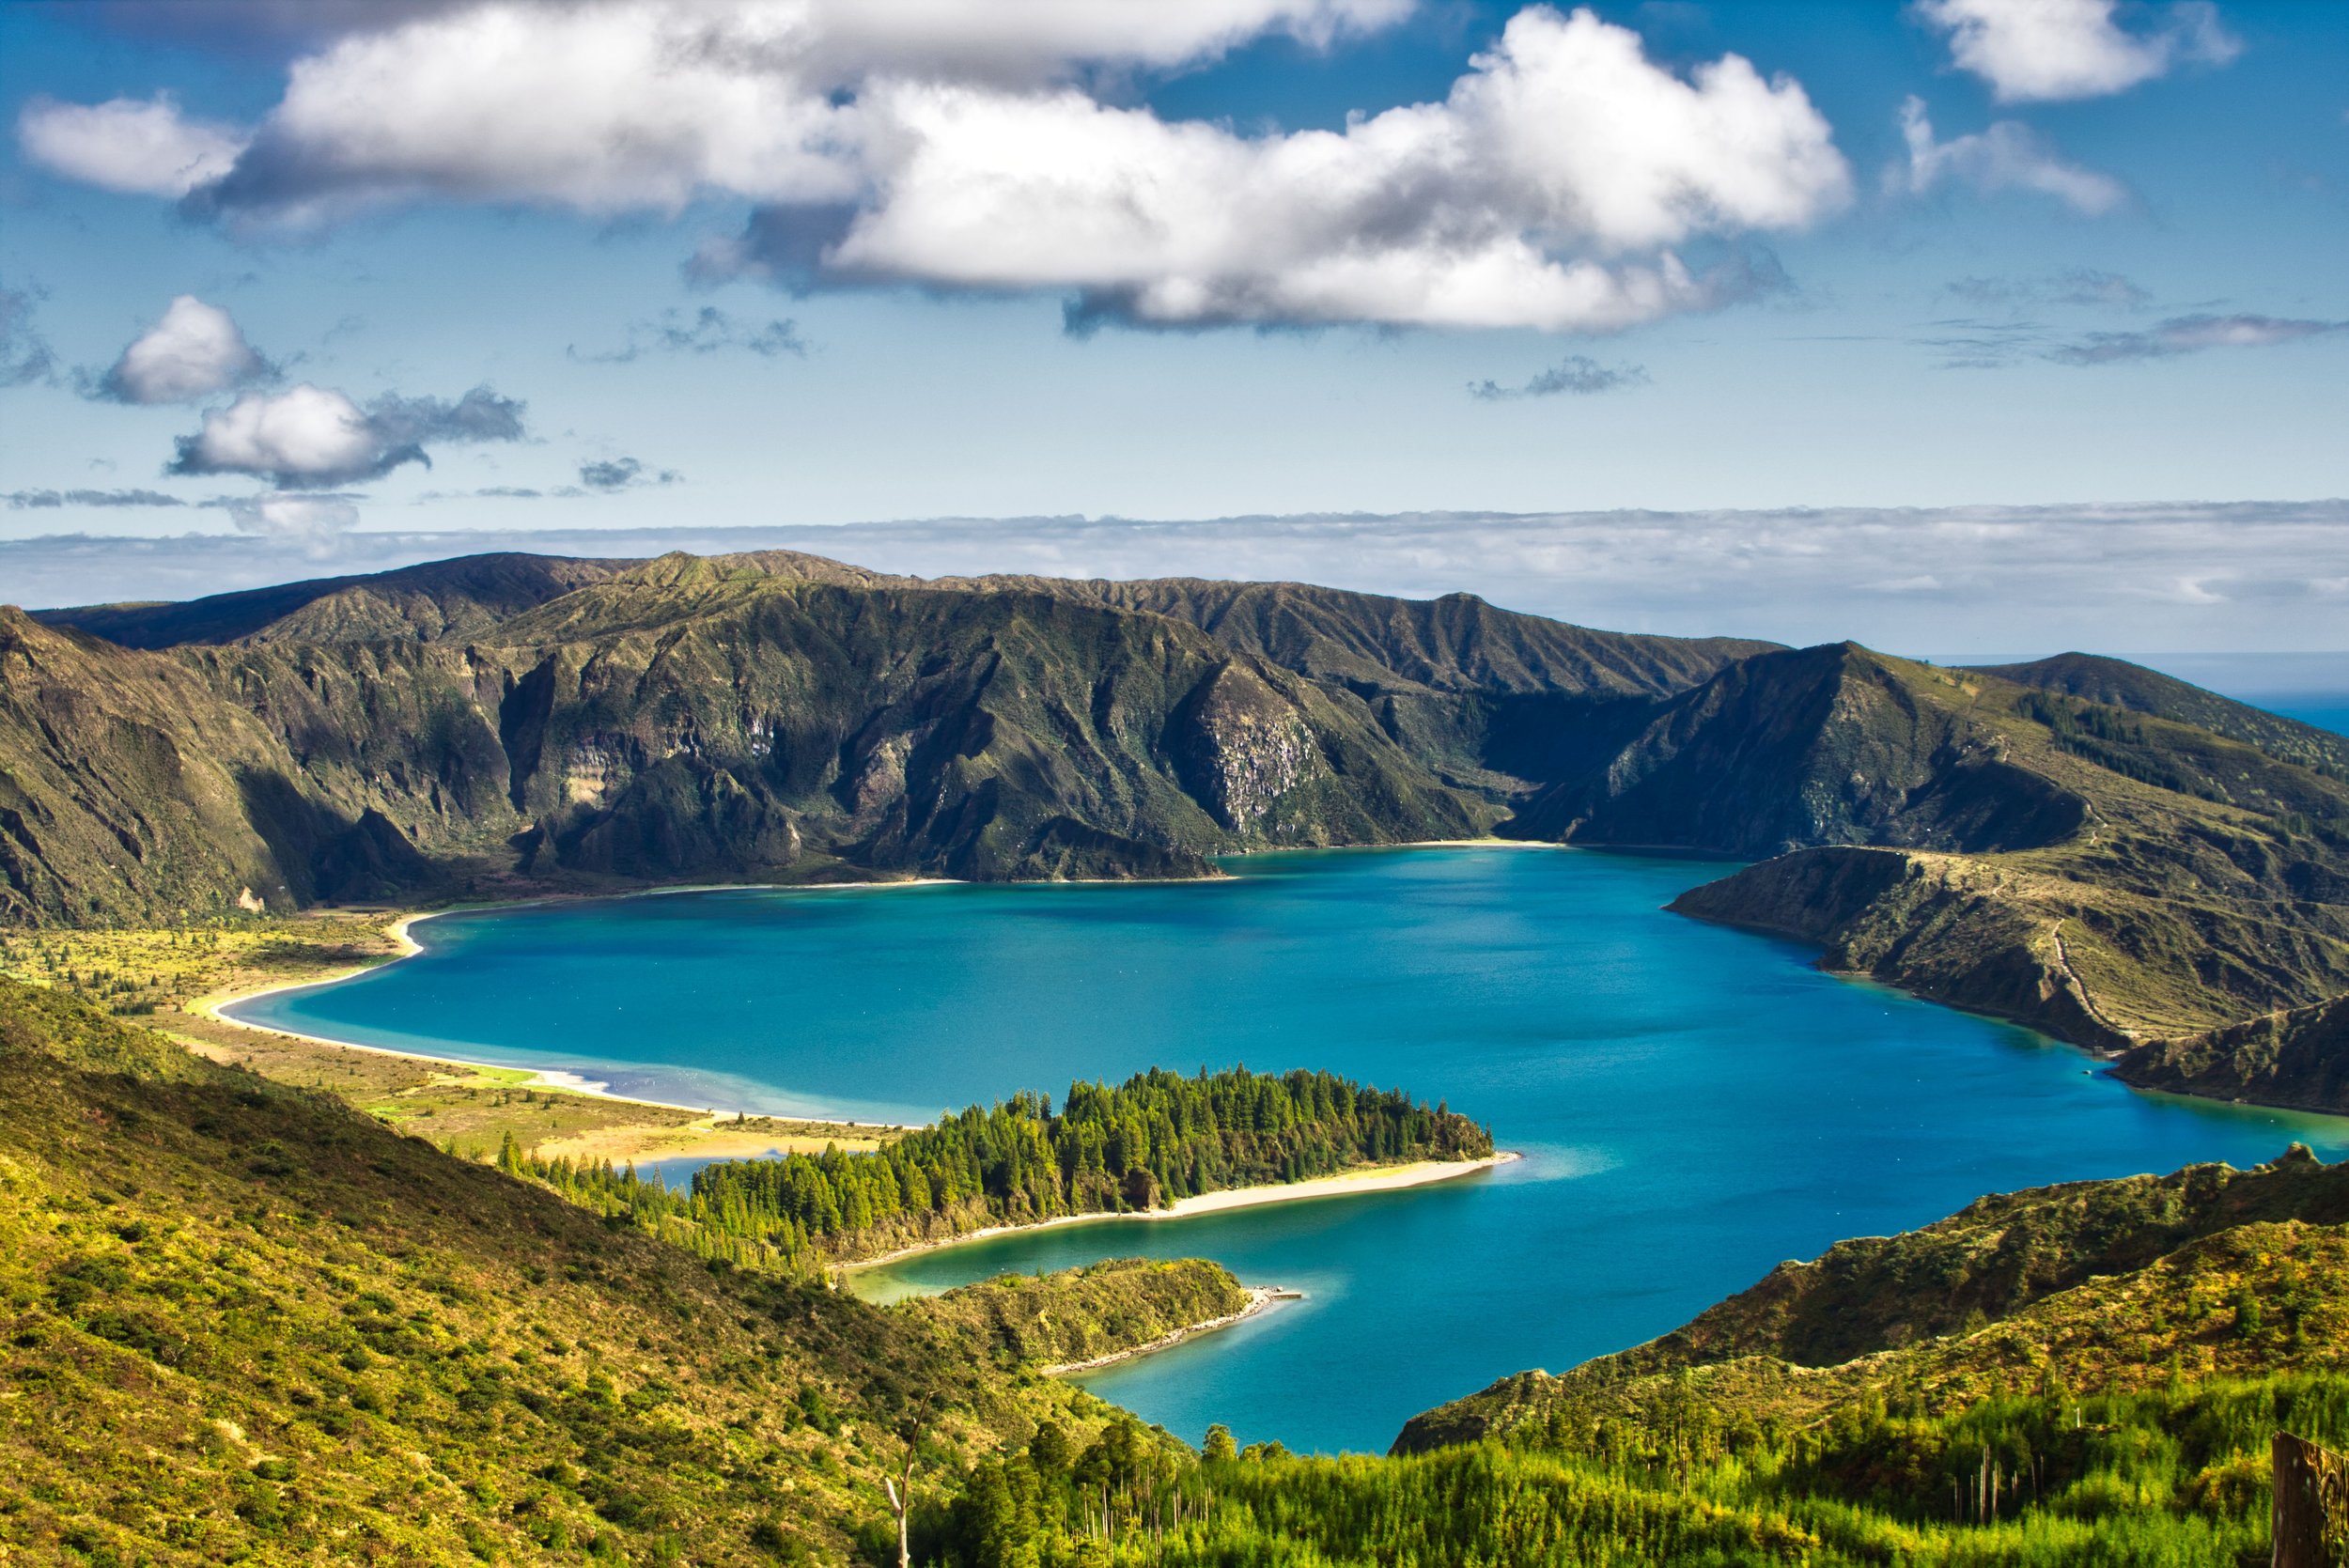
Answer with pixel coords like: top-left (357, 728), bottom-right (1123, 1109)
top-left (0, 977), bottom-right (1240, 1562)
top-left (1508, 644), bottom-right (2091, 857)
top-left (7, 555), bottom-right (1548, 919)
top-left (0, 609), bottom-right (447, 923)
top-left (1394, 1146), bottom-right (2349, 1455)
top-left (1977, 651), bottom-right (2349, 778)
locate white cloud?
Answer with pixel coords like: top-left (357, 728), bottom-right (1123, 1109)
top-left (169, 382), bottom-right (527, 487)
top-left (828, 8), bottom-right (1849, 329)
top-left (1895, 98), bottom-right (2127, 215)
top-left (25, 2), bottom-right (1850, 334)
top-left (169, 0), bottom-right (1410, 222)
top-left (224, 492), bottom-right (362, 545)
top-left (2051, 312), bottom-right (2349, 365)
top-left (16, 94), bottom-right (248, 196)
top-left (99, 296), bottom-right (272, 404)
top-left (174, 384), bottom-right (383, 486)
top-left (1915, 0), bottom-right (2240, 103)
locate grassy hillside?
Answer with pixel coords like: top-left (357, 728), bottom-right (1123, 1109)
top-left (0, 978), bottom-right (1270, 1563)
top-left (1976, 652), bottom-right (2349, 778)
top-left (1398, 1146), bottom-right (2348, 1452)
top-left (6, 974), bottom-right (2341, 1565)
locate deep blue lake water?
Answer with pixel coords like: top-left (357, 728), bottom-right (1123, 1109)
top-left (231, 847), bottom-right (2349, 1454)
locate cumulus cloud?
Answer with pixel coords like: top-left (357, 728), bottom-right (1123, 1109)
top-left (168, 382), bottom-right (527, 487)
top-left (578, 457), bottom-right (681, 490)
top-left (4, 488), bottom-right (187, 509)
top-left (16, 93), bottom-right (248, 196)
top-left (29, 3), bottom-right (1852, 334)
top-left (97, 295), bottom-right (272, 404)
top-left (816, 9), bottom-right (1850, 331)
top-left (164, 0), bottom-right (1404, 224)
top-left (1469, 354), bottom-right (1648, 399)
top-left (1915, 0), bottom-right (2240, 102)
top-left (570, 306), bottom-right (805, 364)
top-left (1, 287), bottom-right (58, 387)
top-left (2050, 313), bottom-right (2349, 365)
top-left (1894, 98), bottom-right (2127, 214)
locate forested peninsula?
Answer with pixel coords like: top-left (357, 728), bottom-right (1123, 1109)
top-left (521, 1065), bottom-right (1496, 1272)
top-left (9, 549), bottom-right (2349, 1114)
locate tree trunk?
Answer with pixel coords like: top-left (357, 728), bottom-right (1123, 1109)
top-left (883, 1456), bottom-right (915, 1568)
top-left (2274, 1432), bottom-right (2349, 1568)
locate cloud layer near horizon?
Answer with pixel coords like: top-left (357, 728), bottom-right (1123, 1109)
top-left (7, 503), bottom-right (2345, 656)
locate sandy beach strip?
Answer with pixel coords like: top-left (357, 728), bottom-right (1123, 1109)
top-left (846, 1151), bottom-right (1522, 1275)
top-left (1038, 1285), bottom-right (1302, 1376)
top-left (191, 899), bottom-right (926, 1129)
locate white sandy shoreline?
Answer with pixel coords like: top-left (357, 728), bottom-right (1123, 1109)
top-left (194, 885), bottom-right (957, 1127)
top-left (845, 1152), bottom-right (1522, 1277)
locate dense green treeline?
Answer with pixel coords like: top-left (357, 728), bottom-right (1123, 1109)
top-left (908, 1374), bottom-right (2341, 1567)
top-left (517, 1066), bottom-right (1491, 1273)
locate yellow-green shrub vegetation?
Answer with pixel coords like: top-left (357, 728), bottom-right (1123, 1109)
top-left (910, 1261), bottom-right (1253, 1372)
top-left (527, 1066), bottom-right (1492, 1271)
top-left (0, 979), bottom-right (1211, 1564)
top-left (894, 1373), bottom-right (2347, 1566)
top-left (1400, 1148), bottom-right (2349, 1452)
top-left (0, 915), bottom-right (403, 1021)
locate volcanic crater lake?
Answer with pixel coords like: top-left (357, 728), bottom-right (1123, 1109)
top-left (231, 847), bottom-right (2349, 1453)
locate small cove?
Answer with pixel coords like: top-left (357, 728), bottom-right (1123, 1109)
top-left (230, 846), bottom-right (2349, 1453)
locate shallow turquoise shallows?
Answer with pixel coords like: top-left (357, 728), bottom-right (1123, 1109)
top-left (230, 847), bottom-right (2349, 1454)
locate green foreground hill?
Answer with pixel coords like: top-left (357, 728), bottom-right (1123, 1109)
top-left (15, 965), bottom-right (2349, 1566)
top-left (11, 551), bottom-right (2349, 1111)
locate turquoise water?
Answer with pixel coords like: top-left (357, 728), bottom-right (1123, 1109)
top-left (232, 847), bottom-right (2349, 1454)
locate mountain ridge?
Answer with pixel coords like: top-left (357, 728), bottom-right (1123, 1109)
top-left (8, 548), bottom-right (2349, 1112)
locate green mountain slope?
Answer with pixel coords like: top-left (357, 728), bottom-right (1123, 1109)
top-left (1975, 652), bottom-right (2349, 778)
top-left (13, 549), bottom-right (2349, 1112)
top-left (7, 551), bottom-right (1775, 922)
top-left (0, 977), bottom-right (1253, 1562)
top-left (1393, 1146), bottom-right (2349, 1455)
top-left (1532, 645), bottom-right (2349, 1103)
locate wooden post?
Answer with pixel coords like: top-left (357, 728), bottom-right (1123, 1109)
top-left (2274, 1432), bottom-right (2349, 1568)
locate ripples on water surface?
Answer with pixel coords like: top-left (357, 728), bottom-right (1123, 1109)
top-left (233, 847), bottom-right (2349, 1452)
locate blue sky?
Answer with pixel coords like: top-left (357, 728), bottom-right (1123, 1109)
top-left (0, 1), bottom-right (2343, 649)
